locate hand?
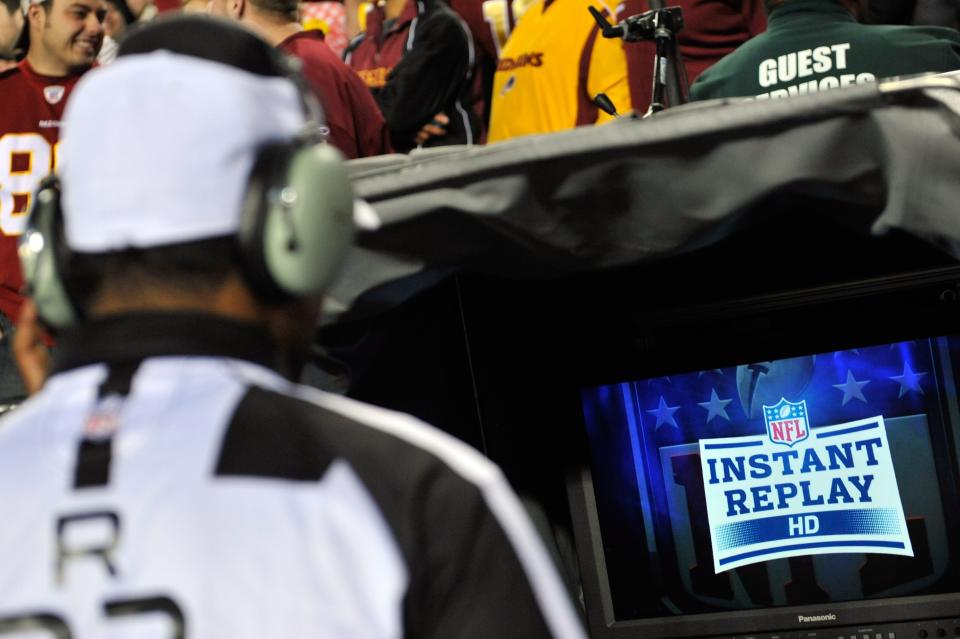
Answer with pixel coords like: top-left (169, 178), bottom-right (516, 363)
top-left (0, 59), bottom-right (17, 73)
top-left (13, 300), bottom-right (51, 396)
top-left (414, 112), bottom-right (449, 146)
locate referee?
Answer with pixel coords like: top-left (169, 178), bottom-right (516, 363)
top-left (0, 16), bottom-right (586, 639)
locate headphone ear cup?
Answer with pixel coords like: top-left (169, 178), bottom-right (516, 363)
top-left (239, 142), bottom-right (355, 302)
top-left (18, 180), bottom-right (78, 331)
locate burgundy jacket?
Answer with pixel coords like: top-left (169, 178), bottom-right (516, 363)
top-left (280, 30), bottom-right (392, 158)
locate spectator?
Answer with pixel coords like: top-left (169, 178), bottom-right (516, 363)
top-left (126, 0), bottom-right (156, 21)
top-left (0, 0), bottom-right (102, 408)
top-left (344, 0), bottom-right (479, 152)
top-left (447, 0), bottom-right (536, 140)
top-left (343, 0), bottom-right (366, 39)
top-left (0, 0), bottom-right (23, 62)
top-left (96, 0), bottom-right (156, 58)
top-left (103, 0), bottom-right (134, 30)
top-left (210, 0), bottom-right (391, 158)
top-left (96, 0), bottom-right (134, 62)
top-left (3, 16), bottom-right (588, 639)
top-left (690, 0), bottom-right (960, 101)
top-left (867, 0), bottom-right (916, 25)
top-left (869, 0), bottom-right (959, 29)
top-left (486, 0), bottom-right (635, 142)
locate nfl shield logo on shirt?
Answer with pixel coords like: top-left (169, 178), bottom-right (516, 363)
top-left (44, 85), bottom-right (66, 105)
top-left (84, 394), bottom-right (124, 439)
top-left (763, 397), bottom-right (809, 447)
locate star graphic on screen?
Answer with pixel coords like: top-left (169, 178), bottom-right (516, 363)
top-left (832, 369), bottom-right (870, 406)
top-left (698, 388), bottom-right (732, 423)
top-left (889, 363), bottom-right (927, 398)
top-left (646, 376), bottom-right (671, 386)
top-left (647, 396), bottom-right (680, 430)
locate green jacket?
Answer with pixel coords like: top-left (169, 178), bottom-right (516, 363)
top-left (690, 0), bottom-right (960, 100)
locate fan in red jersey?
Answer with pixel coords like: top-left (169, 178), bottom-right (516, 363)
top-left (0, 0), bottom-right (103, 406)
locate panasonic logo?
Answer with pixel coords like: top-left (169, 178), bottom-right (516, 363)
top-left (797, 614), bottom-right (837, 623)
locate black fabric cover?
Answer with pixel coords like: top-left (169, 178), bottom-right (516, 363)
top-left (329, 75), bottom-right (960, 323)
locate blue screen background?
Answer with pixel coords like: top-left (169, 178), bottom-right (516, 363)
top-left (580, 336), bottom-right (960, 619)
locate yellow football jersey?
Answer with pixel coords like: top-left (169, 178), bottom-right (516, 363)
top-left (487, 0), bottom-right (632, 143)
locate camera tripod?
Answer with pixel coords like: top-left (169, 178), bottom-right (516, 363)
top-left (588, 1), bottom-right (690, 115)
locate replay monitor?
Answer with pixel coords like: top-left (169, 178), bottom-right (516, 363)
top-left (567, 270), bottom-right (960, 639)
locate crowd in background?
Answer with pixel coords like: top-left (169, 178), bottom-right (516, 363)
top-left (1, 0), bottom-right (960, 404)
top-left (4, 0), bottom-right (960, 150)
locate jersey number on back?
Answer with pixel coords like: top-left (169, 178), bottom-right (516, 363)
top-left (0, 510), bottom-right (186, 637)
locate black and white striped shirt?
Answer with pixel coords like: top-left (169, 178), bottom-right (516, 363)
top-left (0, 314), bottom-right (585, 639)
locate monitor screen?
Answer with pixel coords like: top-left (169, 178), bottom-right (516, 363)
top-left (573, 326), bottom-right (960, 637)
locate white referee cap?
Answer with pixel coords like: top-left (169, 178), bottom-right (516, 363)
top-left (59, 49), bottom-right (306, 252)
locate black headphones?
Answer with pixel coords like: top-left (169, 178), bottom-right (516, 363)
top-left (18, 16), bottom-right (355, 330)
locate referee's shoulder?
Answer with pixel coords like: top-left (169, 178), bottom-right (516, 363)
top-left (219, 382), bottom-right (503, 490)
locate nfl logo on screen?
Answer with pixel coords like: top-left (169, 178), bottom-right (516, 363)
top-left (763, 398), bottom-right (809, 447)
